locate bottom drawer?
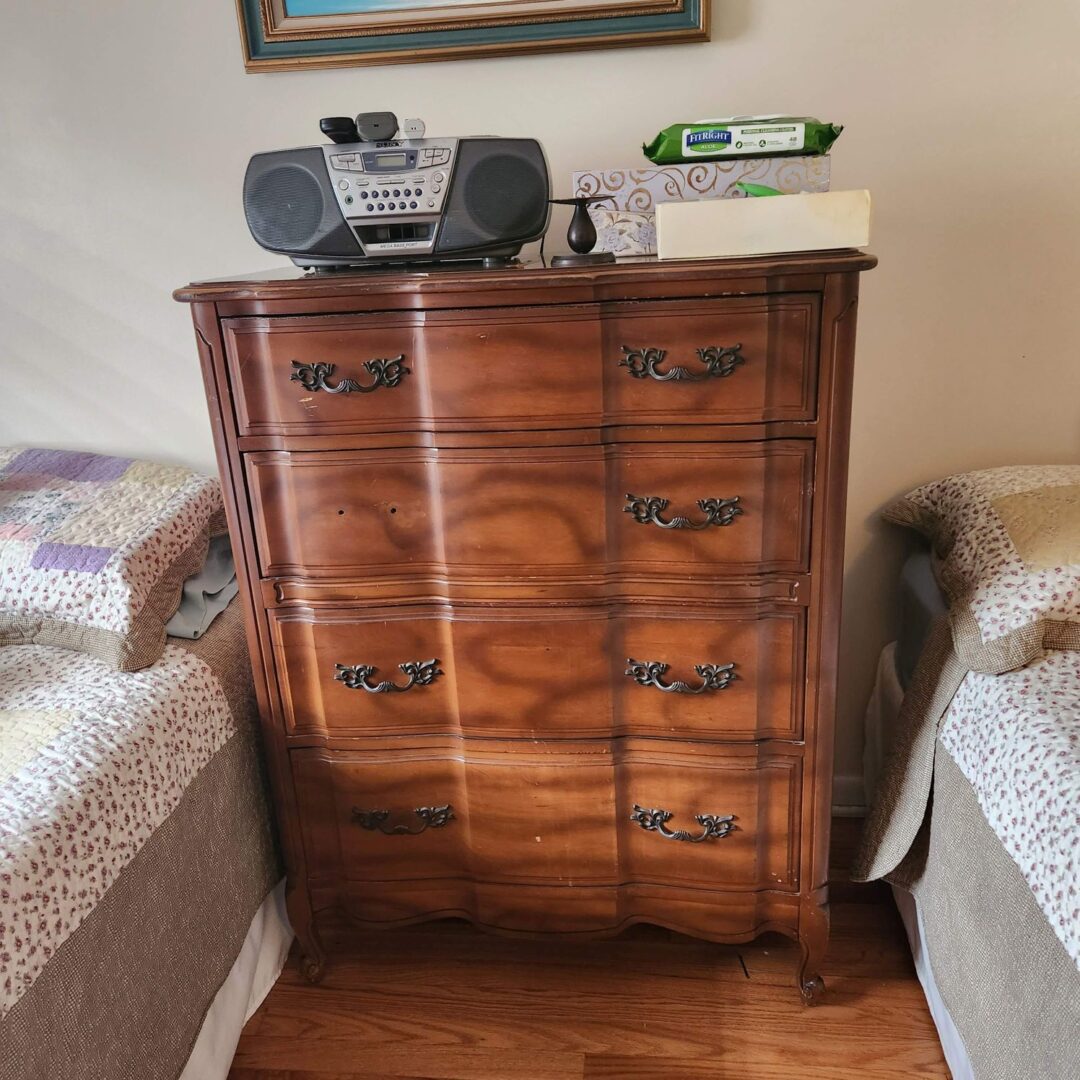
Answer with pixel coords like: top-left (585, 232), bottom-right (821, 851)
top-left (291, 738), bottom-right (802, 909)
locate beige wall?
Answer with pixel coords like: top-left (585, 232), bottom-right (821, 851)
top-left (2, 0), bottom-right (1078, 806)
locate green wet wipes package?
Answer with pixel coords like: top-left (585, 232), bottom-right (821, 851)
top-left (643, 115), bottom-right (843, 164)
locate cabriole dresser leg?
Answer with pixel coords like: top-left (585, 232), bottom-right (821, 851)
top-left (797, 897), bottom-right (829, 1006)
top-left (286, 881), bottom-right (326, 983)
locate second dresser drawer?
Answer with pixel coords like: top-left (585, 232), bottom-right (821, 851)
top-left (247, 440), bottom-right (813, 580)
top-left (270, 603), bottom-right (805, 742)
top-left (223, 294), bottom-right (819, 436)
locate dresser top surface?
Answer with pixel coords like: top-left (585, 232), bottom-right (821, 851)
top-left (174, 250), bottom-right (876, 304)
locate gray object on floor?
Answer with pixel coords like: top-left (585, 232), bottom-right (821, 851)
top-left (896, 550), bottom-right (947, 690)
top-left (166, 533), bottom-right (239, 640)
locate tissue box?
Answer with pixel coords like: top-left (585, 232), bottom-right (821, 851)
top-left (572, 155), bottom-right (831, 256)
top-left (657, 189), bottom-right (871, 260)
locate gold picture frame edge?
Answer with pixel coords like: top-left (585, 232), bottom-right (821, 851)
top-left (236, 0), bottom-right (709, 71)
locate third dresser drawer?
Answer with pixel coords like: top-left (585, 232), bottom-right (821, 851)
top-left (269, 603), bottom-right (805, 742)
top-left (223, 294), bottom-right (819, 436)
top-left (246, 440), bottom-right (814, 580)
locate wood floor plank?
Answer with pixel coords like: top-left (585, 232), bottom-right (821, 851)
top-left (583, 1052), bottom-right (949, 1080)
top-left (230, 1044), bottom-right (585, 1079)
top-left (245, 973), bottom-right (940, 1049)
top-left (228, 897), bottom-right (948, 1080)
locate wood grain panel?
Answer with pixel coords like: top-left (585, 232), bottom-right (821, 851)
top-left (228, 897), bottom-right (946, 1080)
top-left (222, 295), bottom-right (817, 436)
top-left (602, 295), bottom-right (818, 425)
top-left (175, 249), bottom-right (876, 308)
top-left (269, 603), bottom-right (805, 741)
top-left (177, 253), bottom-right (876, 992)
top-left (615, 741), bottom-right (801, 891)
top-left (292, 740), bottom-right (618, 892)
top-left (291, 738), bottom-right (802, 934)
top-left (319, 879), bottom-right (803, 942)
top-left (246, 440), bottom-right (814, 581)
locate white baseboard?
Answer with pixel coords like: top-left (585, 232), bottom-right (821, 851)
top-left (831, 772), bottom-right (866, 818)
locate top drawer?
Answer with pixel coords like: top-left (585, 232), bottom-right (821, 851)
top-left (223, 295), bottom-right (819, 437)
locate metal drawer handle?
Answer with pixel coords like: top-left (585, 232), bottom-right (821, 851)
top-left (352, 804), bottom-right (455, 835)
top-left (625, 659), bottom-right (737, 695)
top-left (334, 658), bottom-right (443, 694)
top-left (624, 494), bottom-right (743, 530)
top-left (620, 344), bottom-right (745, 383)
top-left (631, 805), bottom-right (736, 843)
top-left (290, 356), bottom-right (408, 394)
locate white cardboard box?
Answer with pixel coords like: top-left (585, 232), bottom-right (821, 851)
top-left (656, 189), bottom-right (871, 260)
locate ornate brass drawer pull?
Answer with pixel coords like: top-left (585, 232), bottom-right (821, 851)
top-left (625, 659), bottom-right (737, 694)
top-left (334, 658), bottom-right (443, 694)
top-left (631, 805), bottom-right (736, 843)
top-left (624, 494), bottom-right (743, 530)
top-left (620, 344), bottom-right (745, 383)
top-left (290, 356), bottom-right (409, 394)
top-left (352, 804), bottom-right (455, 836)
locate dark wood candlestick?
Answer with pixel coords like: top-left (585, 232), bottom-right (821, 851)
top-left (549, 196), bottom-right (616, 266)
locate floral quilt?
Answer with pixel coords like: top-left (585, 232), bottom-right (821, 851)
top-left (940, 649), bottom-right (1080, 968)
top-left (0, 639), bottom-right (237, 1017)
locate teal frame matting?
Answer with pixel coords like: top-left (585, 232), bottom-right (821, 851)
top-left (238, 0), bottom-right (706, 69)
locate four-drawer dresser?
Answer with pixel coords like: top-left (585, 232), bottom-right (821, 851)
top-left (177, 251), bottom-right (876, 1003)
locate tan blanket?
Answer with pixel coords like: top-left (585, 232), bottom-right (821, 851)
top-left (0, 602), bottom-right (279, 1080)
top-left (855, 615), bottom-right (1080, 1078)
top-left (912, 745), bottom-right (1080, 1080)
top-left (855, 617), bottom-right (1080, 971)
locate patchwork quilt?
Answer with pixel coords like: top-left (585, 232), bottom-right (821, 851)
top-left (0, 447), bottom-right (222, 670)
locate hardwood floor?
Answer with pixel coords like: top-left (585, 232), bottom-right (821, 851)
top-left (229, 822), bottom-right (948, 1080)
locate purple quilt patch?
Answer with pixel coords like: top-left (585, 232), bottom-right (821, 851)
top-left (30, 542), bottom-right (115, 573)
top-left (3, 449), bottom-right (133, 483)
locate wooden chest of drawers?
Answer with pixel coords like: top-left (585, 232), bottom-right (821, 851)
top-left (177, 251), bottom-right (875, 1003)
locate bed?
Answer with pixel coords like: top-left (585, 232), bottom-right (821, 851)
top-left (0, 599), bottom-right (289, 1079)
top-left (857, 528), bottom-right (1080, 1077)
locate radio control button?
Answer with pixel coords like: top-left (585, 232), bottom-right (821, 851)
top-left (428, 200), bottom-right (436, 208)
top-left (338, 180), bottom-right (349, 190)
top-left (393, 189), bottom-right (401, 197)
top-left (366, 204), bottom-right (375, 212)
top-left (358, 189), bottom-right (368, 198)
top-left (410, 201), bottom-right (418, 209)
top-left (431, 184), bottom-right (441, 194)
top-left (377, 202), bottom-right (385, 210)
top-left (398, 201), bottom-right (406, 209)
top-left (433, 171), bottom-right (445, 182)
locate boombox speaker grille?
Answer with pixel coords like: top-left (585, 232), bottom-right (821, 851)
top-left (436, 139), bottom-right (549, 255)
top-left (243, 147), bottom-right (362, 259)
top-left (246, 164), bottom-right (324, 251)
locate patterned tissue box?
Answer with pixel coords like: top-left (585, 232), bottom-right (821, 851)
top-left (572, 155), bottom-right (831, 257)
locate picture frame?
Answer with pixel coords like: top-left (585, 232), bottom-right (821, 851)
top-left (234, 0), bottom-right (708, 71)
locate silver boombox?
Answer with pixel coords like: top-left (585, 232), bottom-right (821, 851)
top-left (243, 112), bottom-right (550, 267)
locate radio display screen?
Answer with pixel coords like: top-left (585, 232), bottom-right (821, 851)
top-left (375, 153), bottom-right (407, 168)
